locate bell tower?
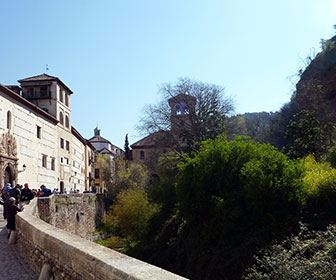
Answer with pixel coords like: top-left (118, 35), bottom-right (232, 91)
top-left (168, 93), bottom-right (196, 135)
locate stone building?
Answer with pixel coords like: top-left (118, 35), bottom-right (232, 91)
top-left (89, 127), bottom-right (123, 192)
top-left (0, 74), bottom-right (95, 193)
top-left (131, 93), bottom-right (196, 171)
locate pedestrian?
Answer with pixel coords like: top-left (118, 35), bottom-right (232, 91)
top-left (2, 183), bottom-right (12, 200)
top-left (21, 183), bottom-right (34, 203)
top-left (39, 185), bottom-right (51, 197)
top-left (6, 197), bottom-right (22, 239)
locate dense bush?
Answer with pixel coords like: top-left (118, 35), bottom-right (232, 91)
top-left (243, 224), bottom-right (336, 280)
top-left (302, 155), bottom-right (336, 227)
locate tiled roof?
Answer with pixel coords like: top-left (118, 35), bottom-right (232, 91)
top-left (18, 73), bottom-right (73, 94)
top-left (131, 131), bottom-right (173, 148)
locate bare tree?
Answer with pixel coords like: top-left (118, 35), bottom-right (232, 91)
top-left (138, 78), bottom-right (234, 152)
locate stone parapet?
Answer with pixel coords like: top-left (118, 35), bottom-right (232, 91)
top-left (37, 194), bottom-right (105, 240)
top-left (16, 198), bottom-right (188, 280)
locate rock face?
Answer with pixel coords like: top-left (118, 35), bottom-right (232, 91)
top-left (296, 35), bottom-right (336, 123)
top-left (37, 193), bottom-right (105, 240)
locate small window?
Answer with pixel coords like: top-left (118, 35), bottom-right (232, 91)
top-left (42, 154), bottom-right (47, 168)
top-left (140, 151), bottom-right (145, 160)
top-left (95, 168), bottom-right (100, 179)
top-left (65, 157), bottom-right (69, 165)
top-left (59, 112), bottom-right (64, 125)
top-left (51, 158), bottom-right (55, 170)
top-left (65, 115), bottom-right (69, 128)
top-left (7, 111), bottom-right (11, 130)
top-left (60, 157), bottom-right (63, 163)
top-left (60, 138), bottom-right (64, 149)
top-left (65, 94), bottom-right (69, 106)
top-left (37, 125), bottom-right (41, 139)
top-left (66, 140), bottom-right (70, 151)
top-left (73, 161), bottom-right (75, 167)
top-left (59, 89), bottom-right (63, 102)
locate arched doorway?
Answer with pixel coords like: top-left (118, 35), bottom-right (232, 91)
top-left (4, 166), bottom-right (12, 187)
top-left (60, 181), bottom-right (64, 194)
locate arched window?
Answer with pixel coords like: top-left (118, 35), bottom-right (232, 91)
top-left (59, 112), bottom-right (64, 125)
top-left (140, 151), bottom-right (145, 160)
top-left (65, 115), bottom-right (69, 128)
top-left (59, 89), bottom-right (63, 103)
top-left (7, 111), bottom-right (11, 130)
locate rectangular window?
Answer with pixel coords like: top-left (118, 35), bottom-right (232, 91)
top-left (51, 158), bottom-right (55, 170)
top-left (60, 138), bottom-right (64, 149)
top-left (42, 154), bottom-right (47, 168)
top-left (95, 168), bottom-right (100, 179)
top-left (60, 157), bottom-right (63, 163)
top-left (37, 125), bottom-right (41, 139)
top-left (66, 140), bottom-right (70, 151)
top-left (65, 157), bottom-right (69, 165)
top-left (140, 151), bottom-right (145, 160)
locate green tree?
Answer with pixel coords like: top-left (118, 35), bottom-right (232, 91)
top-left (113, 158), bottom-right (150, 196)
top-left (95, 153), bottom-right (114, 193)
top-left (124, 134), bottom-right (131, 161)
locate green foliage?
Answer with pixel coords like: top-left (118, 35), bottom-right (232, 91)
top-left (285, 110), bottom-right (331, 159)
top-left (105, 188), bottom-right (159, 247)
top-left (131, 136), bottom-right (305, 280)
top-left (243, 224), bottom-right (336, 280)
top-left (324, 142), bottom-right (336, 168)
top-left (302, 155), bottom-right (336, 224)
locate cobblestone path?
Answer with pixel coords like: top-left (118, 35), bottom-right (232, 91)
top-left (0, 207), bottom-right (38, 280)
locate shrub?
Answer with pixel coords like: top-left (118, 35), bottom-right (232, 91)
top-left (302, 155), bottom-right (336, 225)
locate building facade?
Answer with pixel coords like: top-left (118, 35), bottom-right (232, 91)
top-left (0, 74), bottom-right (95, 193)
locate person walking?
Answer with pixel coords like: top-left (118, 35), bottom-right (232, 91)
top-left (6, 197), bottom-right (22, 239)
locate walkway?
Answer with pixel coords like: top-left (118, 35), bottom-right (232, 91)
top-left (0, 207), bottom-right (37, 280)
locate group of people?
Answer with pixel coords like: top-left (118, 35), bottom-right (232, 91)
top-left (0, 183), bottom-right (52, 238)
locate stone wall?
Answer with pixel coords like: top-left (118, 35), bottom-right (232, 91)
top-left (16, 198), bottom-right (188, 280)
top-left (37, 193), bottom-right (105, 240)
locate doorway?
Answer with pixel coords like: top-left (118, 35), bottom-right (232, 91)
top-left (60, 181), bottom-right (64, 194)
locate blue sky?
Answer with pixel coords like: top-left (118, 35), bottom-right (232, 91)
top-left (1, 1), bottom-right (335, 148)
